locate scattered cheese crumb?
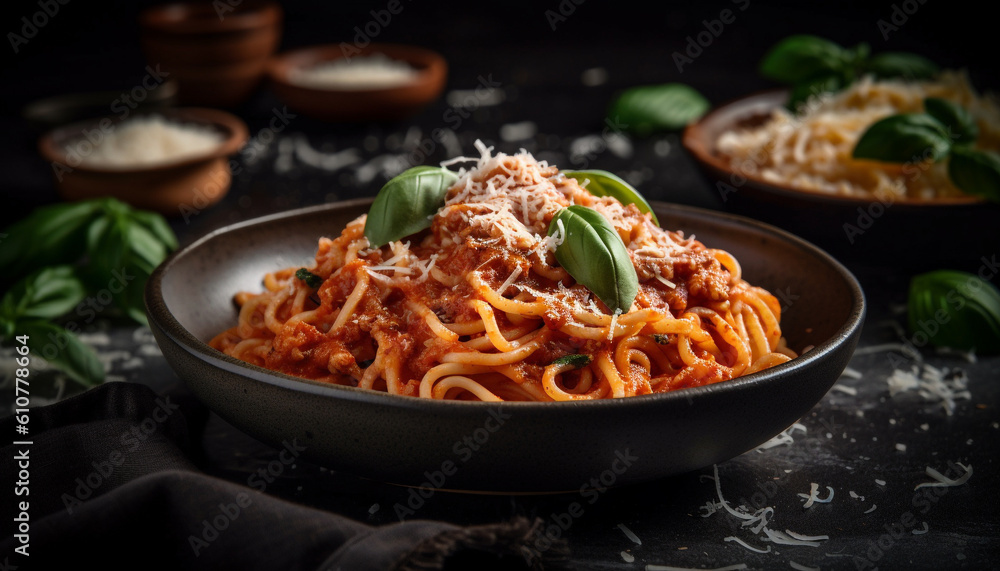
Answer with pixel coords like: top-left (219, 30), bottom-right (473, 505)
top-left (618, 523), bottom-right (642, 545)
top-left (895, 443), bottom-right (907, 452)
top-left (621, 551), bottom-right (635, 563)
top-left (914, 463), bottom-right (973, 490)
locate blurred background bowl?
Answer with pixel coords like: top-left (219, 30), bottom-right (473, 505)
top-left (683, 90), bottom-right (1000, 271)
top-left (139, 1), bottom-right (283, 107)
top-left (266, 43), bottom-right (447, 122)
top-left (38, 107), bottom-right (248, 216)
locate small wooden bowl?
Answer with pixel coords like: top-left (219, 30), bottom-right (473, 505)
top-left (139, 2), bottom-right (283, 107)
top-left (266, 43), bottom-right (447, 122)
top-left (38, 108), bottom-right (248, 216)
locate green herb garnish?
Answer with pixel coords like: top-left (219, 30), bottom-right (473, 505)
top-left (908, 270), bottom-right (1000, 354)
top-left (295, 268), bottom-right (324, 288)
top-left (852, 98), bottom-right (999, 202)
top-left (651, 333), bottom-right (672, 345)
top-left (562, 170), bottom-right (659, 225)
top-left (607, 83), bottom-right (709, 136)
top-left (0, 197), bottom-right (178, 386)
top-left (759, 35), bottom-right (938, 110)
top-left (364, 166), bottom-right (459, 248)
top-left (551, 354), bottom-right (592, 368)
top-left (548, 205), bottom-right (638, 314)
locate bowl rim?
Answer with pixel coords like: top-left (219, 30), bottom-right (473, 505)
top-left (139, 1), bottom-right (283, 35)
top-left (265, 42), bottom-right (447, 95)
top-left (681, 88), bottom-right (987, 208)
top-left (146, 198), bottom-right (867, 413)
top-left (37, 107), bottom-right (249, 175)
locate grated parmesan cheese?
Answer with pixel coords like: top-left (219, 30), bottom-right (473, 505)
top-left (71, 114), bottom-right (223, 168)
top-left (287, 54), bottom-right (419, 90)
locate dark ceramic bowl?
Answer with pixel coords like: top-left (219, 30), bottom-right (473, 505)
top-left (145, 200), bottom-right (865, 492)
top-left (682, 90), bottom-right (1000, 271)
top-left (266, 43), bottom-right (447, 122)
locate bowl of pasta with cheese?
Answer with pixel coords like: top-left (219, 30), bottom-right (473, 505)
top-left (146, 143), bottom-right (865, 492)
top-left (683, 71), bottom-right (1000, 269)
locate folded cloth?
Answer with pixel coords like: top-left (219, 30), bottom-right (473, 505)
top-left (1, 382), bottom-right (570, 570)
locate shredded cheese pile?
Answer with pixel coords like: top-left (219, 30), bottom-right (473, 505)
top-left (716, 71), bottom-right (1000, 199)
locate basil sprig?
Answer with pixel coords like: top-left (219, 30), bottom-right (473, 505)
top-left (908, 270), bottom-right (1000, 354)
top-left (760, 35), bottom-right (938, 109)
top-left (851, 98), bottom-right (999, 202)
top-left (364, 166), bottom-right (459, 248)
top-left (0, 197), bottom-right (178, 386)
top-left (562, 170), bottom-right (659, 225)
top-left (607, 83), bottom-right (709, 136)
top-left (549, 205), bottom-right (638, 314)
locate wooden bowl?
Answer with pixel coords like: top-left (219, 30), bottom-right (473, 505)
top-left (139, 1), bottom-right (283, 107)
top-left (682, 90), bottom-right (1000, 270)
top-left (38, 108), bottom-right (248, 216)
top-left (266, 43), bottom-right (447, 122)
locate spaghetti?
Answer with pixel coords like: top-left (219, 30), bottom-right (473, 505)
top-left (211, 143), bottom-right (796, 401)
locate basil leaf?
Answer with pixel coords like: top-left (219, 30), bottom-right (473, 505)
top-left (759, 35), bottom-right (850, 84)
top-left (562, 170), bottom-right (659, 225)
top-left (0, 266), bottom-right (86, 322)
top-left (947, 147), bottom-right (1000, 202)
top-left (296, 268), bottom-right (324, 288)
top-left (908, 270), bottom-right (1000, 354)
top-left (924, 97), bottom-right (978, 146)
top-left (0, 201), bottom-right (102, 283)
top-left (551, 354), bottom-right (592, 368)
top-left (364, 166), bottom-right (459, 248)
top-left (852, 113), bottom-right (951, 163)
top-left (549, 205), bottom-right (638, 314)
top-left (127, 223), bottom-right (169, 272)
top-left (128, 209), bottom-right (178, 251)
top-left (787, 74), bottom-right (842, 111)
top-left (19, 319), bottom-right (105, 386)
top-left (864, 52), bottom-right (938, 81)
top-left (85, 213), bottom-right (129, 290)
top-left (608, 83), bottom-right (709, 136)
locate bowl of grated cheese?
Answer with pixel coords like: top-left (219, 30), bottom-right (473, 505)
top-left (266, 43), bottom-right (447, 122)
top-left (38, 108), bottom-right (248, 216)
top-left (683, 72), bottom-right (1000, 269)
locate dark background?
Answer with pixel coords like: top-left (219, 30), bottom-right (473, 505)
top-left (0, 0), bottom-right (995, 228)
top-left (2, 1), bottom-right (998, 569)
